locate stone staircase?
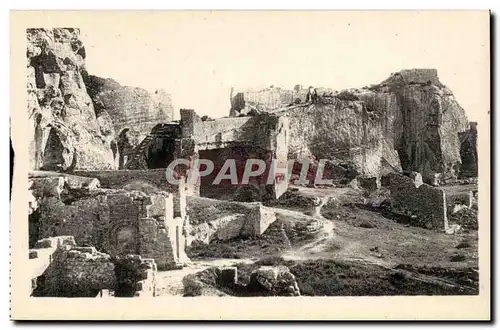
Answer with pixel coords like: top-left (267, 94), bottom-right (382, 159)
top-left (124, 124), bottom-right (178, 170)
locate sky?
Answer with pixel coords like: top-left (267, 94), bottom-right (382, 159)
top-left (76, 11), bottom-right (489, 121)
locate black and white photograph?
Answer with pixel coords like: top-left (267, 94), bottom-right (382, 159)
top-left (9, 10), bottom-right (491, 320)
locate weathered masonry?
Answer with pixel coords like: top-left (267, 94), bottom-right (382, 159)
top-left (29, 173), bottom-right (189, 270)
top-left (120, 109), bottom-right (290, 200)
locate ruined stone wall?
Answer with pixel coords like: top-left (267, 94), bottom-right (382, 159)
top-left (179, 109), bottom-right (289, 199)
top-left (113, 255), bottom-right (157, 297)
top-left (229, 69), bottom-right (471, 182)
top-left (71, 169), bottom-right (190, 218)
top-left (186, 197), bottom-right (277, 245)
top-left (180, 109), bottom-right (262, 150)
top-left (30, 174), bottom-right (186, 269)
top-left (230, 86), bottom-right (336, 115)
top-left (272, 116), bottom-right (290, 198)
top-left (27, 28), bottom-right (117, 170)
top-left (30, 236), bottom-right (159, 297)
top-left (382, 172), bottom-right (448, 230)
top-left (84, 75), bottom-right (174, 148)
top-left (31, 237), bottom-right (115, 297)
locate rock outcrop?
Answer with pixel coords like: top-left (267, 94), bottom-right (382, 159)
top-left (230, 69), bottom-right (471, 183)
top-left (247, 266), bottom-right (301, 296)
top-left (27, 28), bottom-right (118, 171)
top-left (84, 75), bottom-right (174, 151)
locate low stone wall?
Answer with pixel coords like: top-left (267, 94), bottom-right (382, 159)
top-left (186, 197), bottom-right (277, 245)
top-left (188, 214), bottom-right (247, 245)
top-left (251, 205), bottom-right (278, 236)
top-left (382, 172), bottom-right (448, 230)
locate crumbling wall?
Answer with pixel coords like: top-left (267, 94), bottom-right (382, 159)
top-left (180, 109), bottom-right (267, 150)
top-left (179, 109), bottom-right (289, 199)
top-left (27, 28), bottom-right (117, 170)
top-left (113, 255), bottom-right (157, 297)
top-left (29, 236), bottom-right (158, 297)
top-left (230, 85), bottom-right (336, 115)
top-left (382, 172), bottom-right (448, 230)
top-left (71, 169), bottom-right (190, 218)
top-left (31, 237), bottom-right (115, 297)
top-left (186, 197), bottom-right (277, 245)
top-left (382, 70), bottom-right (469, 182)
top-left (30, 173), bottom-right (187, 269)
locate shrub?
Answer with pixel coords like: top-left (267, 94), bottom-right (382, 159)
top-left (449, 254), bottom-right (466, 262)
top-left (336, 90), bottom-right (359, 101)
top-left (455, 242), bottom-right (471, 249)
top-left (182, 274), bottom-right (203, 297)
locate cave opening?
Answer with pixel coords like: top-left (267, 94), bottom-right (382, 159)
top-left (145, 124), bottom-right (181, 169)
top-left (41, 127), bottom-right (65, 171)
top-left (146, 137), bottom-right (176, 169)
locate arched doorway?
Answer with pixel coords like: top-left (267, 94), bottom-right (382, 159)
top-left (109, 223), bottom-right (139, 256)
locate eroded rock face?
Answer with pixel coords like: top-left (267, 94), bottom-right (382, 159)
top-left (230, 69), bottom-right (471, 182)
top-left (84, 75), bottom-right (174, 150)
top-left (27, 28), bottom-right (118, 171)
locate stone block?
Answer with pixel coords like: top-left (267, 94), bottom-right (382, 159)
top-left (34, 238), bottom-right (54, 249)
top-left (381, 172), bottom-right (447, 230)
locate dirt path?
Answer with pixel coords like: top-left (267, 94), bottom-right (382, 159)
top-left (281, 195), bottom-right (337, 260)
top-left (155, 258), bottom-right (254, 296)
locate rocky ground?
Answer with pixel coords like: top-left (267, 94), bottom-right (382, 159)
top-left (171, 184), bottom-right (479, 297)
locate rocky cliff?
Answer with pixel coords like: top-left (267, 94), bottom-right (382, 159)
top-left (230, 69), bottom-right (473, 182)
top-left (27, 28), bottom-right (117, 171)
top-left (84, 75), bottom-right (174, 150)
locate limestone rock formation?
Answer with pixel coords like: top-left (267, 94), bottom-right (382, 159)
top-left (84, 75), bottom-right (174, 151)
top-left (27, 28), bottom-right (118, 171)
top-left (230, 69), bottom-right (471, 182)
